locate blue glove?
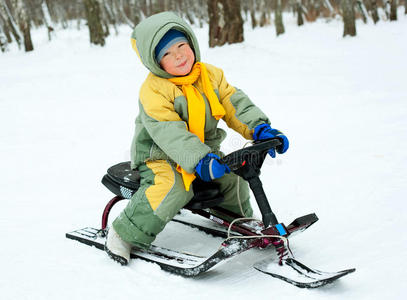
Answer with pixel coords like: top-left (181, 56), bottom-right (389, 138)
top-left (195, 153), bottom-right (231, 182)
top-left (253, 124), bottom-right (289, 158)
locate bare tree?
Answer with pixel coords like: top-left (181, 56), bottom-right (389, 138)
top-left (259, 0), bottom-right (270, 27)
top-left (196, 0), bottom-right (207, 27)
top-left (83, 0), bottom-right (106, 46)
top-left (56, 1), bottom-right (69, 29)
top-left (296, 0), bottom-right (305, 26)
top-left (41, 0), bottom-right (54, 40)
top-left (250, 0), bottom-right (257, 28)
top-left (183, 0), bottom-right (196, 25)
top-left (12, 0), bottom-right (33, 51)
top-left (208, 0), bottom-right (244, 47)
top-left (356, 0), bottom-right (368, 23)
top-left (274, 0), bottom-right (285, 36)
top-left (100, 0), bottom-right (118, 35)
top-left (304, 0), bottom-right (321, 21)
top-left (0, 18), bottom-right (8, 51)
top-left (130, 0), bottom-right (145, 25)
top-left (341, 0), bottom-right (356, 37)
top-left (365, 0), bottom-right (379, 24)
top-left (112, 0), bottom-right (134, 26)
top-left (2, 0), bottom-right (406, 53)
top-left (0, 9), bottom-right (11, 44)
top-left (0, 0), bottom-right (22, 48)
top-left (389, 0), bottom-right (398, 20)
top-left (323, 0), bottom-right (336, 18)
top-left (0, 34), bottom-right (7, 51)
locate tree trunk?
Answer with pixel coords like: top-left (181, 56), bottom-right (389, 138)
top-left (208, 0), bottom-right (244, 48)
top-left (83, 0), bottom-right (106, 46)
top-left (113, 0), bottom-right (134, 26)
top-left (0, 28), bottom-right (7, 51)
top-left (197, 0), bottom-right (206, 27)
top-left (259, 0), bottom-right (269, 27)
top-left (390, 0), bottom-right (398, 20)
top-left (304, 0), bottom-right (319, 21)
top-left (296, 0), bottom-right (304, 26)
top-left (41, 0), bottom-right (54, 41)
top-left (224, 0), bottom-right (244, 44)
top-left (0, 0), bottom-right (22, 48)
top-left (367, 0), bottom-right (379, 24)
top-left (274, 0), bottom-right (285, 36)
top-left (13, 0), bottom-right (33, 51)
top-left (99, 0), bottom-right (115, 34)
top-left (384, 0), bottom-right (390, 19)
top-left (250, 0), bottom-right (257, 28)
top-left (356, 0), bottom-right (367, 24)
top-left (139, 0), bottom-right (148, 18)
top-left (323, 0), bottom-right (335, 18)
top-left (184, 0), bottom-right (195, 25)
top-left (0, 4), bottom-right (11, 43)
top-left (44, 0), bottom-right (57, 24)
top-left (129, 0), bottom-right (143, 26)
top-left (241, 0), bottom-right (249, 22)
top-left (57, 4), bottom-right (68, 29)
top-left (341, 0), bottom-right (356, 37)
top-left (101, 0), bottom-right (118, 34)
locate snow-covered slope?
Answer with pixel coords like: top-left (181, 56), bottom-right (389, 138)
top-left (1, 13), bottom-right (406, 300)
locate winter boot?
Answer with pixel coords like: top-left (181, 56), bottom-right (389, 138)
top-left (105, 227), bottom-right (131, 265)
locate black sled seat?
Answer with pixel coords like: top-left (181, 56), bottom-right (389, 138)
top-left (101, 161), bottom-right (224, 209)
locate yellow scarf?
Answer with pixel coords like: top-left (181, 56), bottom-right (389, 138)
top-left (168, 62), bottom-right (225, 191)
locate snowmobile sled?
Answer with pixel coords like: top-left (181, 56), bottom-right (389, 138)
top-left (66, 138), bottom-right (355, 288)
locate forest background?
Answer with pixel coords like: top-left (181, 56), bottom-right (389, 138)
top-left (1, 0), bottom-right (406, 53)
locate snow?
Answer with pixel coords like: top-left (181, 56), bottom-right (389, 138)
top-left (1, 12), bottom-right (407, 300)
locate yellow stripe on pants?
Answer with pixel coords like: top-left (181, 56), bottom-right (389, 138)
top-left (145, 160), bottom-right (175, 211)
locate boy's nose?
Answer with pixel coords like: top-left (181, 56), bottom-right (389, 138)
top-left (175, 50), bottom-right (183, 59)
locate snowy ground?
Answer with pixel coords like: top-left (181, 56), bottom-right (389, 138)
top-left (1, 12), bottom-right (406, 300)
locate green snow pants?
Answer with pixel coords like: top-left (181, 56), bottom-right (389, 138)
top-left (112, 159), bottom-right (253, 249)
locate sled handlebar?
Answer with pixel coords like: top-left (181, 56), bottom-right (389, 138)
top-left (221, 138), bottom-right (281, 172)
top-left (221, 138), bottom-right (282, 227)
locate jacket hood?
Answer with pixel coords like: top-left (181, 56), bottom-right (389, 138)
top-left (131, 12), bottom-right (201, 79)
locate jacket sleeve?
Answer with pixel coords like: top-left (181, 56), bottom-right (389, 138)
top-left (207, 64), bottom-right (270, 140)
top-left (139, 78), bottom-right (210, 173)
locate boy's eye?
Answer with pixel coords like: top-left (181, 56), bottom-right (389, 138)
top-left (178, 43), bottom-right (186, 48)
top-left (163, 52), bottom-right (169, 57)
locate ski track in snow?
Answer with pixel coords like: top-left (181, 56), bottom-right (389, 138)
top-left (1, 12), bottom-right (406, 300)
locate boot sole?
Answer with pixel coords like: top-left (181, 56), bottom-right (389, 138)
top-left (104, 243), bottom-right (129, 266)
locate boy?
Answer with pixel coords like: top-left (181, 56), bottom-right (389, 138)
top-left (105, 12), bottom-right (289, 265)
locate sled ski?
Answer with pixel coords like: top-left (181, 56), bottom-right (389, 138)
top-left (66, 138), bottom-right (355, 288)
top-left (67, 220), bottom-right (354, 285)
top-left (67, 227), bottom-right (258, 276)
top-left (254, 257), bottom-right (356, 288)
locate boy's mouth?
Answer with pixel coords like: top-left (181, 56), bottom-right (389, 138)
top-left (177, 60), bottom-right (187, 68)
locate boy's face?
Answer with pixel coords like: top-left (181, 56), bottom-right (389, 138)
top-left (160, 42), bottom-right (195, 76)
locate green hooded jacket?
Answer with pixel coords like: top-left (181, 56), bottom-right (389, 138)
top-left (130, 11), bottom-right (270, 175)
